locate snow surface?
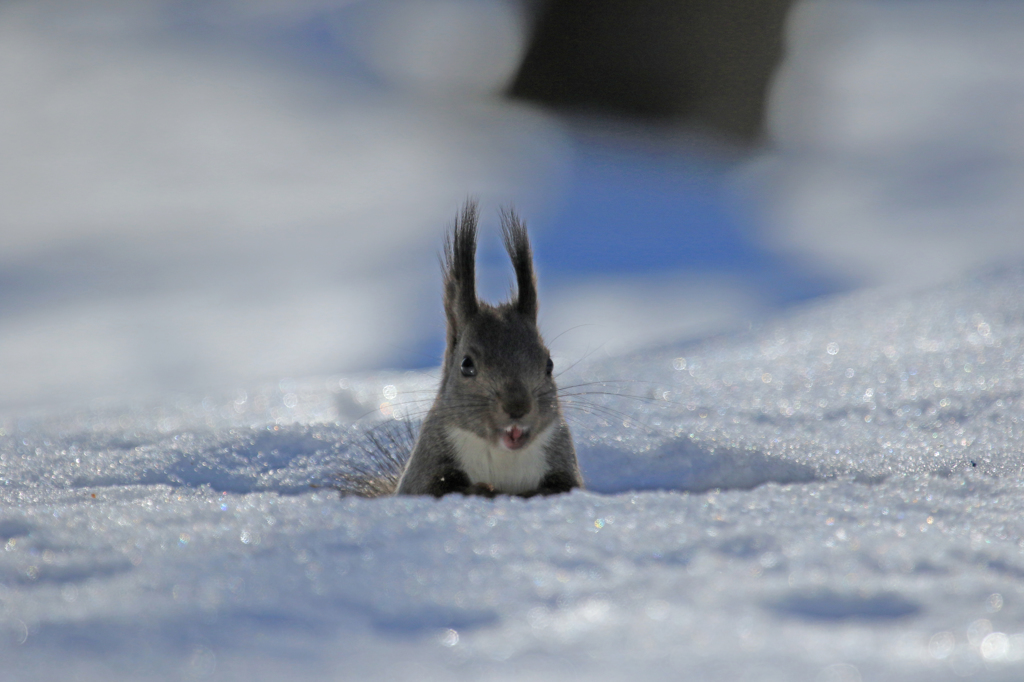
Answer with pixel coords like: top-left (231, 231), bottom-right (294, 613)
top-left (4, 267), bottom-right (1024, 680)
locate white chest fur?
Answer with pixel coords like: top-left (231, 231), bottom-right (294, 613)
top-left (446, 424), bottom-right (554, 494)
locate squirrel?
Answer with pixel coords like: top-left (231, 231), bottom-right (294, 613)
top-left (394, 201), bottom-right (583, 497)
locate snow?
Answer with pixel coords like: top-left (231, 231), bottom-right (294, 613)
top-left (4, 266), bottom-right (1024, 681)
top-left (0, 0), bottom-right (566, 409)
top-left (4, 0), bottom-right (1024, 679)
top-left (758, 0), bottom-right (1024, 288)
top-left (7, 0), bottom-right (1024, 415)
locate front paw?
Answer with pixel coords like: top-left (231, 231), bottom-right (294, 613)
top-left (463, 482), bottom-right (497, 498)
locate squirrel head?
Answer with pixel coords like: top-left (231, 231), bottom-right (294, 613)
top-left (439, 202), bottom-right (558, 449)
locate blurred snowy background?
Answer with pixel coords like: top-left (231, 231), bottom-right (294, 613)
top-left (5, 2), bottom-right (1024, 680)
top-left (5, 0), bottom-right (1021, 412)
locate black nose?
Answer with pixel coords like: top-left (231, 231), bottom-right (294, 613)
top-left (505, 402), bottom-right (529, 420)
top-left (502, 384), bottom-right (531, 420)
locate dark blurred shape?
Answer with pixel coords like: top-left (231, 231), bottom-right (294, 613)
top-left (509, 0), bottom-right (794, 142)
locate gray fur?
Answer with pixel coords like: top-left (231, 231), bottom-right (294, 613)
top-left (395, 201), bottom-right (583, 497)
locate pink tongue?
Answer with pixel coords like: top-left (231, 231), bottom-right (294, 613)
top-left (504, 426), bottom-right (524, 449)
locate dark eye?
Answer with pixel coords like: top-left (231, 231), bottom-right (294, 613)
top-left (545, 356), bottom-right (554, 376)
top-left (461, 356), bottom-right (477, 377)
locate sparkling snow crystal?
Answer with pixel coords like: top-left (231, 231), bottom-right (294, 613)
top-left (3, 267), bottom-right (1024, 680)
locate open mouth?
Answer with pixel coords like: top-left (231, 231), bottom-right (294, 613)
top-left (501, 425), bottom-right (529, 450)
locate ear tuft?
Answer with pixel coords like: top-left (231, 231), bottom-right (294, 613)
top-left (499, 207), bottom-right (537, 321)
top-left (442, 201), bottom-right (480, 345)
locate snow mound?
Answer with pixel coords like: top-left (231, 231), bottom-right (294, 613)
top-left (2, 267), bottom-right (1024, 681)
top-left (577, 264), bottom-right (1024, 488)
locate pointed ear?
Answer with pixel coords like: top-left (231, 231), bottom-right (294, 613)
top-left (442, 201), bottom-right (480, 347)
top-left (499, 207), bottom-right (537, 321)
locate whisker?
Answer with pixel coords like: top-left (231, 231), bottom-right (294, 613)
top-left (545, 323), bottom-right (601, 346)
top-left (558, 402), bottom-right (659, 435)
top-left (553, 343), bottom-right (610, 380)
top-left (555, 379), bottom-right (676, 395)
top-left (559, 399), bottom-right (643, 422)
top-left (332, 418), bottom-right (417, 497)
top-left (558, 390), bottom-right (679, 406)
